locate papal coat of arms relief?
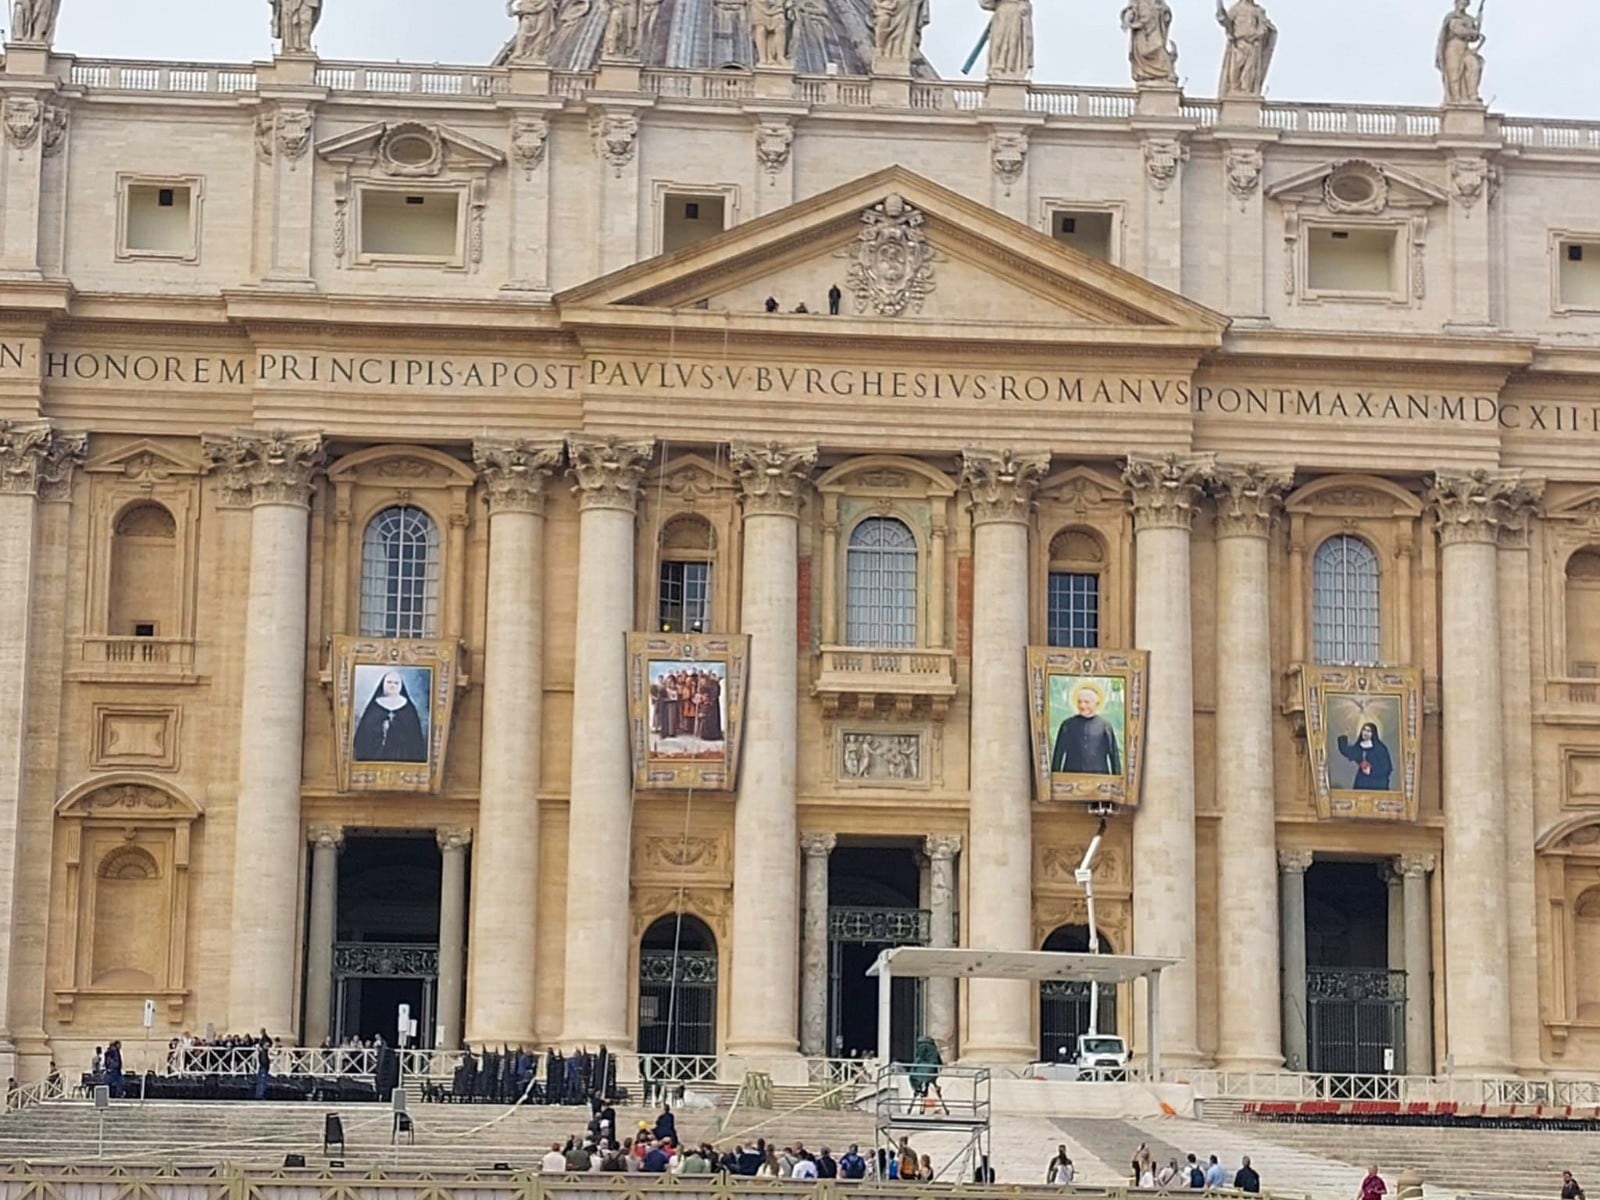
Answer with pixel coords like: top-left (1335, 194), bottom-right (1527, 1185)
top-left (837, 193), bottom-right (940, 317)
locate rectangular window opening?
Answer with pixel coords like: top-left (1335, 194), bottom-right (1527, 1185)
top-left (1559, 240), bottom-right (1600, 308)
top-left (359, 189), bottom-right (462, 261)
top-left (123, 182), bottom-right (195, 256)
top-left (132, 621), bottom-right (157, 638)
top-left (658, 561), bottom-right (712, 634)
top-left (1047, 572), bottom-right (1101, 649)
top-left (661, 193), bottom-right (727, 254)
top-left (1306, 226), bottom-right (1398, 296)
top-left (1050, 210), bottom-right (1114, 262)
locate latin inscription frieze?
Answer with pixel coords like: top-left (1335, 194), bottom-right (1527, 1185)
top-left (3, 341), bottom-right (1598, 440)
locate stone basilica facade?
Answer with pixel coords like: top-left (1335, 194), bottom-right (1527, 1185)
top-left (3, 0), bottom-right (1600, 1085)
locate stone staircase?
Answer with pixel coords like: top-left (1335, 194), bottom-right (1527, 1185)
top-left (1204, 1113), bottom-right (1600, 1199)
top-left (0, 1098), bottom-right (877, 1173)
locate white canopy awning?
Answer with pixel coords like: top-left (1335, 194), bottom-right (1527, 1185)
top-left (865, 947), bottom-right (1176, 984)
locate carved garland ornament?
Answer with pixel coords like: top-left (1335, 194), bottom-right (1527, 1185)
top-left (40, 103), bottom-right (67, 157)
top-left (3, 97), bottom-right (42, 150)
top-left (1142, 136), bottom-right (1187, 193)
top-left (593, 111), bottom-right (639, 176)
top-left (836, 194), bottom-right (939, 317)
top-left (990, 128), bottom-right (1028, 187)
top-left (1225, 145), bottom-right (1263, 204)
top-left (276, 108), bottom-right (314, 164)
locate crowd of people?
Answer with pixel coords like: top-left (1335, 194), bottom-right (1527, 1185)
top-left (535, 1105), bottom-right (927, 1182)
top-left (1118, 1141), bottom-right (1262, 1193)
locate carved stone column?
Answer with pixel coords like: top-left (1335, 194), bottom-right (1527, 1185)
top-left (468, 439), bottom-right (562, 1046)
top-left (436, 827), bottom-right (472, 1051)
top-left (1398, 854), bottom-right (1436, 1075)
top-left (1498, 485), bottom-right (1544, 1072)
top-left (961, 448), bottom-right (1049, 1061)
top-left (561, 436), bottom-right (653, 1045)
top-left (303, 825), bottom-right (343, 1047)
top-left (727, 442), bottom-right (817, 1060)
top-left (1210, 464), bottom-right (1293, 1070)
top-left (0, 422), bottom-right (83, 1074)
top-left (1429, 471), bottom-right (1516, 1073)
top-left (205, 430), bottom-right (324, 1038)
top-left (924, 834), bottom-right (961, 1056)
top-left (1124, 453), bottom-right (1209, 1066)
top-left (1278, 848), bottom-right (1313, 1072)
top-left (799, 832), bottom-right (835, 1057)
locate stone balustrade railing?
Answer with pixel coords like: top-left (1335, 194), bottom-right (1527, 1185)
top-left (1187, 1069), bottom-right (1600, 1108)
top-left (43, 58), bottom-right (1600, 153)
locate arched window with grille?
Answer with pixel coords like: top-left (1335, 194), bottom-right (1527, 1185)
top-left (1312, 534), bottom-right (1381, 665)
top-left (360, 505), bottom-right (441, 638)
top-left (845, 517), bottom-right (918, 648)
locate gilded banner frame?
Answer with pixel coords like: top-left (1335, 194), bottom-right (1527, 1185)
top-left (1300, 664), bottom-right (1422, 822)
top-left (1027, 647), bottom-right (1150, 807)
top-left (627, 633), bottom-right (751, 791)
top-left (331, 635), bottom-right (462, 794)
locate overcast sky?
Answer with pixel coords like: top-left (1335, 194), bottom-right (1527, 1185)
top-left (31, 0), bottom-right (1600, 120)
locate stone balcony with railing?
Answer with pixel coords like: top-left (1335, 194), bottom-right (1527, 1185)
top-left (41, 55), bottom-right (1600, 155)
top-left (73, 635), bottom-right (197, 682)
top-left (814, 644), bottom-right (956, 718)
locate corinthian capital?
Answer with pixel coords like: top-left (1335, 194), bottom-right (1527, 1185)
top-left (474, 437), bottom-right (565, 515)
top-left (437, 826), bottom-right (474, 852)
top-left (201, 429), bottom-right (325, 509)
top-left (1428, 469), bottom-right (1526, 547)
top-left (1497, 477), bottom-right (1545, 549)
top-left (800, 831), bottom-right (837, 857)
top-left (1277, 847), bottom-right (1314, 873)
top-left (1397, 852), bottom-right (1436, 878)
top-left (731, 441), bottom-right (819, 517)
top-left (1123, 452), bottom-right (1214, 532)
top-left (307, 824), bottom-right (344, 851)
top-left (566, 435), bottom-right (654, 513)
top-left (0, 421), bottom-right (86, 500)
top-left (1209, 462), bottom-right (1295, 539)
top-left (924, 832), bottom-right (963, 860)
top-left (960, 448), bottom-right (1049, 526)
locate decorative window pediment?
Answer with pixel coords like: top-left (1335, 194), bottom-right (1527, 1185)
top-left (317, 122), bottom-right (504, 273)
top-left (1268, 161), bottom-right (1447, 306)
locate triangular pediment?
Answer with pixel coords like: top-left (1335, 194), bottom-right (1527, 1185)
top-left (1266, 158), bottom-right (1448, 212)
top-left (558, 167), bottom-right (1228, 338)
top-left (315, 121), bottom-right (504, 173)
top-left (84, 438), bottom-right (201, 478)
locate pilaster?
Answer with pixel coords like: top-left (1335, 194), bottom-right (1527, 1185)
top-left (0, 60), bottom-right (62, 278)
top-left (726, 441), bottom-right (816, 1059)
top-left (1398, 853), bottom-right (1437, 1074)
top-left (1217, 131), bottom-right (1273, 320)
top-left (303, 825), bottom-right (343, 1047)
top-left (254, 72), bottom-right (326, 287)
top-left (1278, 848), bottom-right (1313, 1072)
top-left (924, 833), bottom-right (961, 1056)
top-left (799, 832), bottom-right (835, 1057)
top-left (469, 438), bottom-right (562, 1045)
top-left (0, 421), bottom-right (82, 1078)
top-left (435, 827), bottom-right (472, 1051)
top-left (502, 108), bottom-right (559, 294)
top-left (590, 104), bottom-right (646, 274)
top-left (561, 435), bottom-right (653, 1045)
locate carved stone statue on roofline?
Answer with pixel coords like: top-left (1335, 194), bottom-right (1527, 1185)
top-left (269, 0), bottom-right (321, 55)
top-left (9, 0), bottom-right (61, 45)
top-left (1121, 0), bottom-right (1178, 85)
top-left (1216, 0), bottom-right (1276, 98)
top-left (1437, 0), bottom-right (1486, 105)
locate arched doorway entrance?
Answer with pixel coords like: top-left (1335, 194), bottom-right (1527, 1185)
top-left (1038, 924), bottom-right (1118, 1063)
top-left (637, 915), bottom-right (718, 1057)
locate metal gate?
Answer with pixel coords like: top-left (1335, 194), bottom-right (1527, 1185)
top-left (1307, 967), bottom-right (1406, 1078)
top-left (828, 906), bottom-right (927, 1062)
top-left (332, 941), bottom-right (438, 1048)
top-left (637, 950), bottom-right (718, 1057)
top-left (1039, 979), bottom-right (1118, 1063)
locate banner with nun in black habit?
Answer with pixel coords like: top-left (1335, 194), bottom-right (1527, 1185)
top-left (331, 635), bottom-right (463, 793)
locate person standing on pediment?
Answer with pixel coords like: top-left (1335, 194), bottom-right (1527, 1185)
top-left (269, 0), bottom-right (321, 54)
top-left (1216, 0), bottom-right (1275, 97)
top-left (1121, 0), bottom-right (1178, 84)
top-left (1436, 0), bottom-right (1485, 105)
top-left (980, 0), bottom-right (1032, 80)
